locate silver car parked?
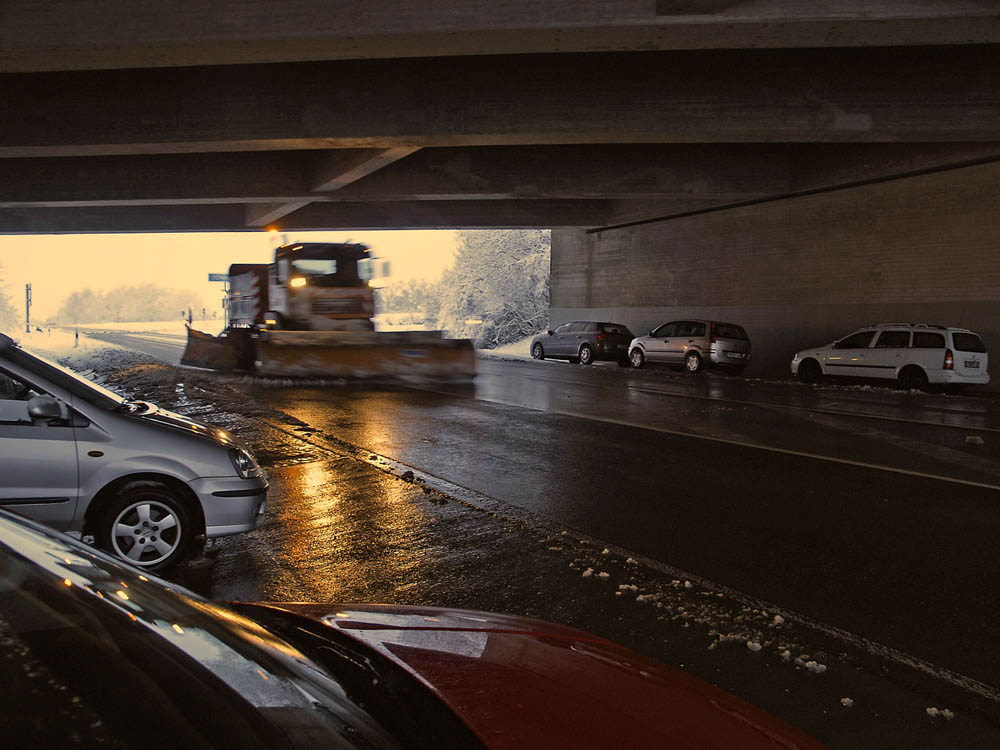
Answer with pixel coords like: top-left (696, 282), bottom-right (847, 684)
top-left (629, 320), bottom-right (752, 374)
top-left (0, 332), bottom-right (267, 570)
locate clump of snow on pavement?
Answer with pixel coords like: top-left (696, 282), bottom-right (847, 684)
top-left (926, 707), bottom-right (955, 719)
top-left (581, 568), bottom-right (594, 578)
top-left (746, 641), bottom-right (762, 652)
top-left (840, 698), bottom-right (854, 708)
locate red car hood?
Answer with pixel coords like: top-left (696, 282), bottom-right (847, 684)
top-left (266, 602), bottom-right (825, 750)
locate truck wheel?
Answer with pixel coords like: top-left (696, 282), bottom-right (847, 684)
top-left (96, 481), bottom-right (193, 571)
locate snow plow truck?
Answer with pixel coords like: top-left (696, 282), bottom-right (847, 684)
top-left (181, 242), bottom-right (475, 379)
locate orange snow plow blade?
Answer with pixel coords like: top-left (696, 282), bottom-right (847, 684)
top-left (254, 330), bottom-right (476, 380)
top-left (181, 326), bottom-right (476, 380)
top-left (180, 326), bottom-right (256, 371)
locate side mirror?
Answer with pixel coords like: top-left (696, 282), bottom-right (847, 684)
top-left (547, 330), bottom-right (554, 336)
top-left (27, 395), bottom-right (67, 421)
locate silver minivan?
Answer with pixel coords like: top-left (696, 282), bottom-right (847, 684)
top-left (629, 320), bottom-right (752, 374)
top-left (0, 332), bottom-right (267, 570)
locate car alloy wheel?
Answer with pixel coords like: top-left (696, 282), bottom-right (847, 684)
top-left (98, 481), bottom-right (192, 570)
top-left (532, 343), bottom-right (544, 360)
top-left (630, 349), bottom-right (645, 368)
top-left (685, 352), bottom-right (702, 373)
top-left (579, 345), bottom-right (594, 365)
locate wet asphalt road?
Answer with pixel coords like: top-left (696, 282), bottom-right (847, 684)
top-left (243, 358), bottom-right (1000, 692)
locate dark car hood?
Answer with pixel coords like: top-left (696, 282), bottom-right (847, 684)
top-left (266, 603), bottom-right (825, 750)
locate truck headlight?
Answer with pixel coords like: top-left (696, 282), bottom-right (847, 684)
top-left (229, 448), bottom-right (262, 479)
top-left (289, 277), bottom-right (307, 288)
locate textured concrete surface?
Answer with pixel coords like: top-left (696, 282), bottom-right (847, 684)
top-left (551, 161), bottom-right (1000, 387)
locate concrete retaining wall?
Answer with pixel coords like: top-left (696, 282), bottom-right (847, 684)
top-left (551, 161), bottom-right (1000, 388)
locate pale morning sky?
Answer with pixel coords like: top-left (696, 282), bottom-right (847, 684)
top-left (0, 230), bottom-right (460, 320)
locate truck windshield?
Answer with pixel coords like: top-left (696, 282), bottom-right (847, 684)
top-left (292, 259), bottom-right (338, 276)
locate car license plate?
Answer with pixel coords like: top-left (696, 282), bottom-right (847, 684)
top-left (725, 352), bottom-right (745, 359)
top-left (616, 344), bottom-right (625, 349)
top-left (965, 360), bottom-right (980, 368)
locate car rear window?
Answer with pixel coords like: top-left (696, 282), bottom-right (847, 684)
top-left (714, 323), bottom-right (747, 341)
top-left (912, 332), bottom-right (946, 349)
top-left (952, 333), bottom-right (986, 353)
top-left (600, 324), bottom-right (633, 337)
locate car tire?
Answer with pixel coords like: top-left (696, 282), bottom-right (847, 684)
top-left (96, 480), bottom-right (193, 571)
top-left (578, 345), bottom-right (594, 365)
top-left (629, 348), bottom-right (645, 368)
top-left (684, 352), bottom-right (703, 374)
top-left (898, 366), bottom-right (929, 391)
top-left (798, 359), bottom-right (822, 383)
top-left (531, 343), bottom-right (544, 360)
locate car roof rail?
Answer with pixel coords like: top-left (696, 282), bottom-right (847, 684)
top-left (0, 332), bottom-right (15, 350)
top-left (872, 322), bottom-right (946, 329)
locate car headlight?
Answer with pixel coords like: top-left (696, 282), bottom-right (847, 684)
top-left (229, 448), bottom-right (262, 479)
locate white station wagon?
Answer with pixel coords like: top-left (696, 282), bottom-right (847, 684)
top-left (791, 323), bottom-right (990, 390)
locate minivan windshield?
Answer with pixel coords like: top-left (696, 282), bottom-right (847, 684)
top-left (9, 347), bottom-right (125, 411)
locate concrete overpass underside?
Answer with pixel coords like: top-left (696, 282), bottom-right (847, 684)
top-left (2, 2), bottom-right (999, 380)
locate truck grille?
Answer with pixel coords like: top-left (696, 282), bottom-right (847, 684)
top-left (311, 298), bottom-right (366, 315)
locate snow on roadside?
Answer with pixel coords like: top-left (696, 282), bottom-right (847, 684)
top-left (478, 336), bottom-right (534, 360)
top-left (12, 329), bottom-right (124, 364)
top-left (73, 319), bottom-right (227, 336)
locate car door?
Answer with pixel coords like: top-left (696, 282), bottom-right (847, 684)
top-left (823, 330), bottom-right (877, 377)
top-left (664, 321), bottom-right (700, 364)
top-left (0, 367), bottom-right (79, 529)
top-left (643, 322), bottom-right (677, 363)
top-left (549, 323), bottom-right (574, 356)
top-left (567, 322), bottom-right (593, 357)
top-left (870, 330), bottom-right (911, 380)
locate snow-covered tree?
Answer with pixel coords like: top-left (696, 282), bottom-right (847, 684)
top-left (54, 285), bottom-right (203, 324)
top-left (436, 230), bottom-right (550, 348)
top-left (375, 279), bottom-right (439, 315)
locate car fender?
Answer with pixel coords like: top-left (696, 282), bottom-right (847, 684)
top-left (77, 455), bottom-right (204, 514)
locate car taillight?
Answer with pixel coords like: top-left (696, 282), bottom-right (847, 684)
top-left (596, 332), bottom-right (607, 341)
top-left (710, 323), bottom-right (717, 344)
top-left (943, 349), bottom-right (954, 370)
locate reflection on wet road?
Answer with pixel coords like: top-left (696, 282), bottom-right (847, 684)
top-left (245, 362), bottom-right (1000, 695)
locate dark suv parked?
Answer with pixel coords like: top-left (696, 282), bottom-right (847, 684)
top-left (531, 322), bottom-right (634, 365)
